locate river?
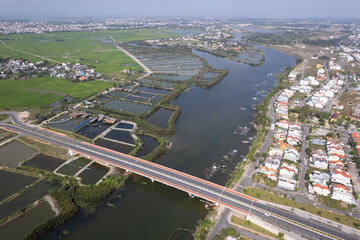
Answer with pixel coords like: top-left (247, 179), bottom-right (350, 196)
top-left (46, 44), bottom-right (295, 240)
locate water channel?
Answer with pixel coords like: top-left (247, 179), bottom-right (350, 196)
top-left (45, 42), bottom-right (295, 239)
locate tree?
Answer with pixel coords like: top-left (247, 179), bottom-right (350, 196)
top-left (305, 173), bottom-right (310, 181)
top-left (278, 232), bottom-right (284, 238)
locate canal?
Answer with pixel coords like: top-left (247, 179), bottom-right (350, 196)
top-left (46, 45), bottom-right (295, 240)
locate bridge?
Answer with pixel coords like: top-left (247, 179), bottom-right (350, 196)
top-left (0, 113), bottom-right (359, 240)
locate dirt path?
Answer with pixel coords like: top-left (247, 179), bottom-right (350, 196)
top-left (1, 40), bottom-right (61, 63)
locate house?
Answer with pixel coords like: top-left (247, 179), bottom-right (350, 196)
top-left (264, 156), bottom-right (281, 171)
top-left (277, 177), bottom-right (297, 191)
top-left (332, 183), bottom-right (351, 193)
top-left (309, 157), bottom-right (328, 170)
top-left (287, 135), bottom-right (301, 145)
top-left (311, 138), bottom-right (326, 146)
top-left (309, 183), bottom-right (330, 196)
top-left (331, 169), bottom-right (352, 188)
top-left (331, 191), bottom-right (356, 204)
top-left (283, 147), bottom-right (299, 162)
top-left (276, 119), bottom-right (289, 129)
top-left (257, 167), bottom-right (278, 181)
top-left (279, 163), bottom-right (298, 179)
top-left (268, 148), bottom-right (283, 157)
top-left (328, 160), bottom-right (345, 169)
top-left (309, 171), bottom-right (330, 185)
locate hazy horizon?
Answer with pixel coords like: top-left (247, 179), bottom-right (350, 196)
top-left (1, 0), bottom-right (360, 19)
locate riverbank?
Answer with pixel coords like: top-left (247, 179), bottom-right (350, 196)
top-left (194, 47), bottom-right (299, 239)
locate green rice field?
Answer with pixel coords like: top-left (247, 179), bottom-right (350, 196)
top-left (0, 29), bottom-right (180, 75)
top-left (0, 77), bottom-right (113, 109)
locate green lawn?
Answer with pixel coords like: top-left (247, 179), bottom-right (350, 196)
top-left (231, 215), bottom-right (278, 238)
top-left (0, 29), bottom-right (180, 75)
top-left (0, 77), bottom-right (113, 109)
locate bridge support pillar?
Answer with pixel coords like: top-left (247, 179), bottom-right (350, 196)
top-left (150, 178), bottom-right (154, 183)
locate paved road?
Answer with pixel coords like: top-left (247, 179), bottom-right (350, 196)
top-left (299, 125), bottom-right (310, 194)
top-left (2, 113), bottom-right (360, 239)
top-left (110, 36), bottom-right (152, 78)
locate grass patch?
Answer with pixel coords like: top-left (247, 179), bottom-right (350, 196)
top-left (231, 215), bottom-right (278, 238)
top-left (0, 77), bottom-right (113, 109)
top-left (17, 136), bottom-right (68, 160)
top-left (243, 187), bottom-right (360, 229)
top-left (0, 128), bottom-right (17, 143)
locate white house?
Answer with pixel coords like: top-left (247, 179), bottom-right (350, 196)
top-left (309, 157), bottom-right (328, 170)
top-left (331, 169), bottom-right (352, 188)
top-left (309, 183), bottom-right (330, 196)
top-left (283, 147), bottom-right (299, 162)
top-left (268, 148), bottom-right (283, 157)
top-left (279, 164), bottom-right (298, 179)
top-left (277, 177), bottom-right (297, 191)
top-left (309, 171), bottom-right (330, 185)
top-left (276, 119), bottom-right (290, 130)
top-left (264, 157), bottom-right (281, 171)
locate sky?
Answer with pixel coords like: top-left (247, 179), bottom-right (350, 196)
top-left (1, 0), bottom-right (360, 19)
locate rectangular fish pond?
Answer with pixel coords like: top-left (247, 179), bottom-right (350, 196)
top-left (115, 122), bottom-right (135, 130)
top-left (104, 130), bottom-right (135, 145)
top-left (103, 99), bottom-right (153, 115)
top-left (0, 141), bottom-right (37, 168)
top-left (95, 138), bottom-right (134, 154)
top-left (0, 201), bottom-right (55, 240)
top-left (0, 181), bottom-right (59, 220)
top-left (24, 154), bottom-right (65, 171)
top-left (136, 86), bottom-right (171, 95)
top-left (76, 123), bottom-right (111, 139)
top-left (78, 162), bottom-right (109, 185)
top-left (46, 114), bottom-right (89, 132)
top-left (56, 157), bottom-right (91, 176)
top-left (146, 108), bottom-right (174, 129)
top-left (0, 169), bottom-right (37, 202)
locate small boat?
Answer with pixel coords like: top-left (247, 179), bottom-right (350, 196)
top-left (240, 107), bottom-right (246, 111)
top-left (228, 149), bottom-right (237, 156)
top-left (242, 140), bottom-right (250, 144)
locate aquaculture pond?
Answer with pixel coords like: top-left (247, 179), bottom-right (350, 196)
top-left (56, 158), bottom-right (91, 176)
top-left (124, 95), bottom-right (145, 102)
top-left (103, 99), bottom-right (153, 114)
top-left (104, 130), bottom-right (134, 145)
top-left (47, 114), bottom-right (89, 132)
top-left (153, 74), bottom-right (192, 82)
top-left (150, 95), bottom-right (163, 103)
top-left (107, 91), bottom-right (128, 98)
top-left (0, 181), bottom-right (58, 220)
top-left (139, 79), bottom-right (176, 88)
top-left (24, 154), bottom-right (64, 171)
top-left (202, 71), bottom-right (221, 78)
top-left (76, 123), bottom-right (111, 139)
top-left (145, 108), bottom-right (174, 129)
top-left (78, 162), bottom-right (109, 185)
top-left (136, 86), bottom-right (171, 95)
top-left (0, 201), bottom-right (55, 240)
top-left (122, 45), bottom-right (203, 76)
top-left (115, 122), bottom-right (134, 130)
top-left (0, 141), bottom-right (37, 168)
top-left (95, 138), bottom-right (134, 154)
top-left (136, 135), bottom-right (159, 158)
top-left (0, 170), bottom-right (37, 202)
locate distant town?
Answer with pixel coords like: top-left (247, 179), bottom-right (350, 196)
top-left (1, 17), bottom-right (360, 240)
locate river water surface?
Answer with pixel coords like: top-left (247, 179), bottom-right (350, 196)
top-left (47, 45), bottom-right (295, 240)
